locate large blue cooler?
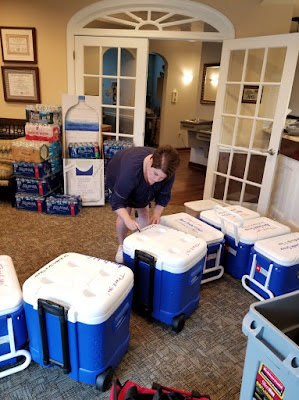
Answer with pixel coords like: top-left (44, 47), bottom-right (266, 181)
top-left (222, 217), bottom-right (291, 280)
top-left (0, 255), bottom-right (31, 378)
top-left (22, 253), bottom-right (134, 391)
top-left (240, 290), bottom-right (299, 400)
top-left (242, 232), bottom-right (299, 300)
top-left (160, 212), bottom-right (225, 284)
top-left (123, 224), bottom-right (207, 333)
top-left (200, 205), bottom-right (260, 231)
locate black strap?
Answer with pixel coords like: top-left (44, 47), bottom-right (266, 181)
top-left (151, 383), bottom-right (210, 400)
top-left (133, 250), bottom-right (156, 316)
top-left (38, 299), bottom-right (70, 374)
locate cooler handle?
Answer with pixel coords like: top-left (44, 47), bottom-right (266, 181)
top-left (133, 250), bottom-right (156, 316)
top-left (214, 205), bottom-right (244, 246)
top-left (38, 299), bottom-right (71, 374)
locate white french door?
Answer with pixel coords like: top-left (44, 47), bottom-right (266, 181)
top-left (204, 33), bottom-right (299, 215)
top-left (74, 36), bottom-right (149, 146)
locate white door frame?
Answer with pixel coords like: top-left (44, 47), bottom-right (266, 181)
top-left (204, 33), bottom-right (299, 214)
top-left (66, 0), bottom-right (235, 93)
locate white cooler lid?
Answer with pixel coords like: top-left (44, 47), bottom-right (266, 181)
top-left (0, 255), bottom-right (23, 315)
top-left (200, 205), bottom-right (260, 228)
top-left (161, 212), bottom-right (224, 244)
top-left (22, 253), bottom-right (134, 325)
top-left (184, 199), bottom-right (225, 213)
top-left (123, 224), bottom-right (207, 273)
top-left (225, 217), bottom-right (291, 245)
top-left (254, 232), bottom-right (299, 266)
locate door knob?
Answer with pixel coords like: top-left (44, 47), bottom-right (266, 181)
top-left (267, 148), bottom-right (275, 155)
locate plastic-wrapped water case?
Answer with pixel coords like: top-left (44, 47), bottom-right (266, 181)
top-left (242, 232), bottom-right (299, 300)
top-left (46, 194), bottom-right (82, 216)
top-left (123, 224), bottom-right (207, 332)
top-left (16, 172), bottom-right (63, 196)
top-left (13, 159), bottom-right (62, 179)
top-left (22, 253), bottom-right (134, 391)
top-left (15, 193), bottom-right (46, 212)
top-left (160, 212), bottom-right (225, 284)
top-left (69, 142), bottom-right (100, 159)
top-left (12, 137), bottom-right (62, 162)
top-left (0, 255), bottom-right (31, 378)
top-left (240, 291), bottom-right (299, 400)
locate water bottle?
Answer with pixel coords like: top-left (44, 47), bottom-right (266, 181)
top-left (65, 96), bottom-right (99, 132)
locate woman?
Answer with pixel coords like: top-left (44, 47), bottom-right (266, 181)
top-left (106, 145), bottom-right (180, 263)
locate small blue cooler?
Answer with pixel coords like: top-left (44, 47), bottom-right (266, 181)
top-left (242, 232), bottom-right (299, 300)
top-left (123, 224), bottom-right (207, 333)
top-left (22, 253), bottom-right (134, 391)
top-left (240, 291), bottom-right (299, 400)
top-left (0, 255), bottom-right (31, 378)
top-left (223, 217), bottom-right (291, 280)
top-left (161, 212), bottom-right (225, 283)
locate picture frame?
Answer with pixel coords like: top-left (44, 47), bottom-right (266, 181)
top-left (200, 63), bottom-right (220, 104)
top-left (242, 85), bottom-right (260, 104)
top-left (0, 27), bottom-right (37, 63)
top-left (1, 66), bottom-right (40, 103)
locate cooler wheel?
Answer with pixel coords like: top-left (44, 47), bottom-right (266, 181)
top-left (172, 314), bottom-right (185, 333)
top-left (96, 366), bottom-right (113, 392)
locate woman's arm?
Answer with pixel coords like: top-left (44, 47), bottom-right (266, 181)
top-left (149, 204), bottom-right (164, 224)
top-left (115, 208), bottom-right (141, 231)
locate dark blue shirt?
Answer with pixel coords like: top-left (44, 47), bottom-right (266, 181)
top-left (106, 146), bottom-right (175, 211)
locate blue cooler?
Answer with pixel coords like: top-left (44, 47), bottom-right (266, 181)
top-left (242, 232), bottom-right (299, 300)
top-left (123, 224), bottom-right (207, 333)
top-left (161, 212), bottom-right (225, 284)
top-left (0, 255), bottom-right (31, 378)
top-left (184, 199), bottom-right (227, 218)
top-left (22, 253), bottom-right (134, 391)
top-left (200, 205), bottom-right (260, 230)
top-left (223, 217), bottom-right (291, 280)
top-left (240, 291), bottom-right (299, 400)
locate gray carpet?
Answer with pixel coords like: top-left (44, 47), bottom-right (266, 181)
top-left (0, 199), bottom-right (255, 400)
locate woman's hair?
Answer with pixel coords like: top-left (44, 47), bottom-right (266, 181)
top-left (151, 145), bottom-right (180, 178)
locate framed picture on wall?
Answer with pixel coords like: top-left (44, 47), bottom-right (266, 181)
top-left (0, 27), bottom-right (37, 63)
top-left (242, 85), bottom-right (260, 104)
top-left (1, 66), bottom-right (41, 103)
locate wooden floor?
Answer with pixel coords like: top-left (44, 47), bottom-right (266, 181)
top-left (169, 148), bottom-right (206, 206)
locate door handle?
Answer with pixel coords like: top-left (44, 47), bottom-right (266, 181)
top-left (267, 148), bottom-right (275, 155)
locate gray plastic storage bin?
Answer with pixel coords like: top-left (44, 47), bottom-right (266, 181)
top-left (240, 290), bottom-right (299, 400)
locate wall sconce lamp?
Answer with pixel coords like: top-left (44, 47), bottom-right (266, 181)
top-left (182, 70), bottom-right (193, 85)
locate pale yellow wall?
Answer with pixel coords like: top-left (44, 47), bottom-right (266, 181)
top-left (0, 0), bottom-right (295, 122)
top-left (149, 40), bottom-right (202, 148)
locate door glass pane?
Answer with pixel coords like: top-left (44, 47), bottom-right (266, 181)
top-left (84, 77), bottom-right (99, 96)
top-left (102, 78), bottom-right (117, 105)
top-left (258, 85), bottom-right (279, 119)
top-left (264, 47), bottom-right (286, 82)
top-left (235, 118), bottom-right (253, 147)
top-left (224, 84), bottom-right (240, 114)
top-left (247, 155), bottom-right (266, 184)
top-left (103, 107), bottom-right (116, 132)
top-left (227, 179), bottom-right (242, 202)
top-left (252, 121), bottom-right (271, 151)
top-left (217, 149), bottom-right (230, 174)
top-left (245, 48), bottom-right (265, 82)
top-left (84, 46), bottom-right (99, 75)
top-left (119, 109), bottom-right (134, 135)
top-left (231, 152), bottom-right (247, 179)
top-left (103, 47), bottom-right (118, 76)
top-left (244, 184), bottom-right (260, 203)
top-left (227, 50), bottom-right (245, 82)
top-left (214, 175), bottom-right (226, 200)
top-left (220, 116), bottom-right (235, 145)
top-left (121, 48), bottom-right (137, 77)
top-left (239, 85), bottom-right (260, 117)
top-left (120, 79), bottom-right (135, 106)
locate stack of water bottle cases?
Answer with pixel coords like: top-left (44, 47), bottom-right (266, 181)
top-left (12, 104), bottom-right (81, 215)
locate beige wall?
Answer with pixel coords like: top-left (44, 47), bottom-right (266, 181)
top-left (0, 0), bottom-right (295, 123)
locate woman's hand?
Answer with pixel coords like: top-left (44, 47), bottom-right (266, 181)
top-left (124, 217), bottom-right (141, 231)
top-left (149, 214), bottom-right (161, 225)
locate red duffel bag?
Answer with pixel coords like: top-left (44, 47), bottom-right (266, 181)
top-left (110, 380), bottom-right (211, 400)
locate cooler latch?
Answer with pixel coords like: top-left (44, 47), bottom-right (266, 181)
top-left (38, 299), bottom-right (71, 374)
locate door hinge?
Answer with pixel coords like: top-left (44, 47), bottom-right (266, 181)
top-left (73, 51), bottom-right (75, 60)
